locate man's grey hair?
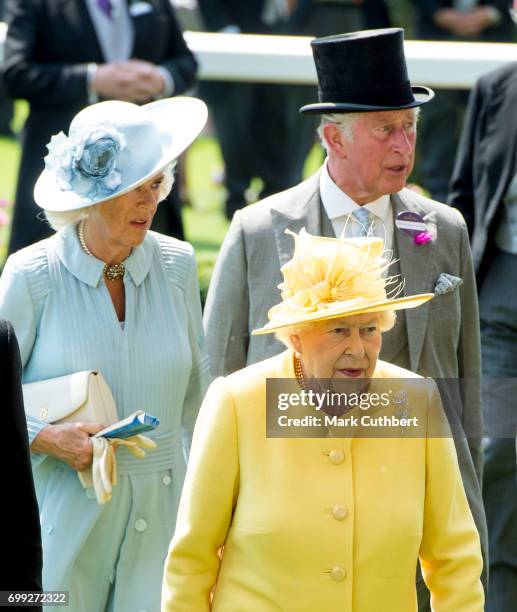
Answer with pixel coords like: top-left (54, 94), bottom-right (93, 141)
top-left (44, 160), bottom-right (177, 231)
top-left (317, 107), bottom-right (421, 151)
top-left (317, 113), bottom-right (362, 148)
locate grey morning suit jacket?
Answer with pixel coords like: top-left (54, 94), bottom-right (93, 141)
top-left (204, 170), bottom-right (487, 586)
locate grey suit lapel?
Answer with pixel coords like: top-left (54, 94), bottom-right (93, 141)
top-left (271, 172), bottom-right (323, 267)
top-left (392, 191), bottom-right (436, 372)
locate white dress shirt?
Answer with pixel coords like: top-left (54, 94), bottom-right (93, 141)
top-left (85, 0), bottom-right (134, 62)
top-left (319, 159), bottom-right (394, 252)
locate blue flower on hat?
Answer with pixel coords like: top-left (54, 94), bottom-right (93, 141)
top-left (44, 124), bottom-right (129, 200)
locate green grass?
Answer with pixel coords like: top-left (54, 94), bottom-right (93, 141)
top-left (0, 102), bottom-right (323, 295)
top-left (0, 105), bottom-right (27, 188)
top-left (0, 136), bottom-right (20, 259)
top-left (182, 135), bottom-right (229, 300)
top-left (0, 101), bottom-right (28, 259)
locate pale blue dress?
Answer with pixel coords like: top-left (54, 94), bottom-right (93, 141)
top-left (0, 224), bottom-right (210, 612)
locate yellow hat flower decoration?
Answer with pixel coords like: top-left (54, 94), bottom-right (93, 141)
top-left (252, 229), bottom-right (433, 335)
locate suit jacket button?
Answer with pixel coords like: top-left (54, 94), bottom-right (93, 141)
top-left (135, 518), bottom-right (148, 532)
top-left (332, 505), bottom-right (348, 521)
top-left (328, 450), bottom-right (345, 465)
top-left (330, 566), bottom-right (346, 582)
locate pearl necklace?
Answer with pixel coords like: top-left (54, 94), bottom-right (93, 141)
top-left (77, 220), bottom-right (128, 281)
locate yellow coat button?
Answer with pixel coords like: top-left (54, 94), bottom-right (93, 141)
top-left (135, 519), bottom-right (148, 532)
top-left (330, 566), bottom-right (346, 582)
top-left (328, 450), bottom-right (345, 465)
top-left (332, 505), bottom-right (348, 521)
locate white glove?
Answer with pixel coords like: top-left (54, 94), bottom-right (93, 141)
top-left (78, 435), bottom-right (157, 504)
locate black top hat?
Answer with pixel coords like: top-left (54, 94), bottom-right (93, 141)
top-left (300, 28), bottom-right (434, 114)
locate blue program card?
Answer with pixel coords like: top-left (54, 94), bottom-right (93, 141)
top-left (96, 412), bottom-right (160, 439)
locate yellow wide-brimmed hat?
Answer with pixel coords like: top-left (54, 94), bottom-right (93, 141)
top-left (252, 228), bottom-right (433, 335)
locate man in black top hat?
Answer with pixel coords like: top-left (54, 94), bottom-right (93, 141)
top-left (204, 27), bottom-right (487, 610)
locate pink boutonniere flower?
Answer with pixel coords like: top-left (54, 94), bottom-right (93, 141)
top-left (413, 231), bottom-right (433, 246)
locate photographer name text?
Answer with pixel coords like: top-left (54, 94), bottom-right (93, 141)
top-left (277, 414), bottom-right (418, 428)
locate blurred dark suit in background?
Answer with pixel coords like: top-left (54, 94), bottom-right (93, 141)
top-left (449, 60), bottom-right (517, 612)
top-left (2, 0), bottom-right (197, 253)
top-left (0, 0), bottom-right (15, 137)
top-left (0, 319), bottom-right (42, 612)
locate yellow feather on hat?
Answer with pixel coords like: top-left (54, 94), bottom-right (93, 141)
top-left (252, 229), bottom-right (433, 335)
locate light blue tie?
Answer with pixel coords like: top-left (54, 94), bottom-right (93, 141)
top-left (351, 207), bottom-right (374, 237)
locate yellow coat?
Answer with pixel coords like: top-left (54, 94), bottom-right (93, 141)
top-left (162, 351), bottom-right (484, 611)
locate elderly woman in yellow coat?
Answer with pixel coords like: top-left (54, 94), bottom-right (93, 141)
top-left (162, 229), bottom-right (484, 611)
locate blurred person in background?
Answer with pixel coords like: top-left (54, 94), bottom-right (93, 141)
top-left (1, 0), bottom-right (197, 255)
top-left (198, 0), bottom-right (388, 220)
top-left (412, 0), bottom-right (515, 203)
top-left (449, 3), bottom-right (517, 603)
top-left (198, 0), bottom-right (314, 220)
top-left (292, 0), bottom-right (391, 34)
top-left (0, 319), bottom-right (42, 612)
top-left (0, 0), bottom-right (15, 137)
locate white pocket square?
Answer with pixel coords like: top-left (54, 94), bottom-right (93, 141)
top-left (129, 1), bottom-right (153, 17)
top-left (434, 273), bottom-right (463, 296)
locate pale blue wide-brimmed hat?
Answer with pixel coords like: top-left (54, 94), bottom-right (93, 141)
top-left (34, 96), bottom-right (208, 212)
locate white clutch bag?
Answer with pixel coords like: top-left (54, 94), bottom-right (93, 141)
top-left (23, 370), bottom-right (118, 426)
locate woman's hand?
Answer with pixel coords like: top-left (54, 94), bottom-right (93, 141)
top-left (31, 422), bottom-right (105, 471)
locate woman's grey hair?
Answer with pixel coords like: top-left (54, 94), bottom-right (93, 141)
top-left (44, 160), bottom-right (177, 231)
top-left (275, 309), bottom-right (396, 349)
top-left (317, 107), bottom-right (421, 151)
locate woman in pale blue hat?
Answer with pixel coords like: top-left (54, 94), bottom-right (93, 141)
top-left (0, 96), bottom-right (209, 611)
